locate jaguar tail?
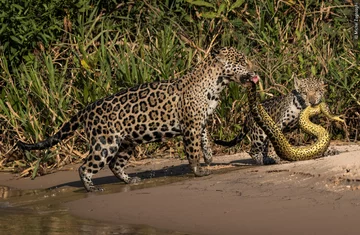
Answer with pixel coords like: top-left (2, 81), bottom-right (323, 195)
top-left (214, 125), bottom-right (249, 147)
top-left (17, 111), bottom-right (83, 151)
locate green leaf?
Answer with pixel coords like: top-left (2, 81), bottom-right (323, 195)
top-left (31, 158), bottom-right (41, 180)
top-left (229, 0), bottom-right (245, 11)
top-left (10, 35), bottom-right (22, 44)
top-left (298, 55), bottom-right (304, 64)
top-left (0, 99), bottom-right (10, 117)
top-left (217, 3), bottom-right (227, 15)
top-left (11, 4), bottom-right (23, 11)
top-left (0, 23), bottom-right (7, 34)
top-left (201, 11), bottom-right (219, 19)
top-left (186, 0), bottom-right (215, 9)
top-left (311, 65), bottom-right (316, 75)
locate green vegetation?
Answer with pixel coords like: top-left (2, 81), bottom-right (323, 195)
top-left (0, 0), bottom-right (359, 176)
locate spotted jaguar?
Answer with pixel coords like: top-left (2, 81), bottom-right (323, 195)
top-left (17, 47), bottom-right (260, 192)
top-left (215, 77), bottom-right (326, 164)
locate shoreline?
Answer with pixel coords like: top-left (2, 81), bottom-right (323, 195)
top-left (1, 142), bottom-right (360, 235)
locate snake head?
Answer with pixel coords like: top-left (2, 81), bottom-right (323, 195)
top-left (331, 114), bottom-right (345, 123)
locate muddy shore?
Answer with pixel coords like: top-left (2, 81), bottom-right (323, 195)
top-left (1, 142), bottom-right (360, 235)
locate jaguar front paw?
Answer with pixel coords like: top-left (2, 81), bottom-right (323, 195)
top-left (192, 165), bottom-right (211, 177)
top-left (87, 186), bottom-right (104, 192)
top-left (204, 156), bottom-right (213, 165)
top-left (123, 176), bottom-right (142, 184)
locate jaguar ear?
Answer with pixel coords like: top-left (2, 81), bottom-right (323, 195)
top-left (313, 77), bottom-right (326, 88)
top-left (321, 79), bottom-right (327, 89)
top-left (212, 47), bottom-right (228, 64)
top-left (211, 48), bottom-right (220, 58)
top-left (294, 76), bottom-right (301, 90)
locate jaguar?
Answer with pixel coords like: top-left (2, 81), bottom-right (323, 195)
top-left (244, 79), bottom-right (344, 160)
top-left (215, 77), bottom-right (330, 164)
top-left (17, 47), bottom-right (259, 192)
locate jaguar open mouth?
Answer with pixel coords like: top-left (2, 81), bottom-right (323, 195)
top-left (251, 75), bottom-right (260, 84)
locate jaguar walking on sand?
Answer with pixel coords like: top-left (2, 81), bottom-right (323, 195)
top-left (17, 47), bottom-right (260, 192)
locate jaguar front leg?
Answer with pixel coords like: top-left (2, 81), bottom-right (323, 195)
top-left (201, 127), bottom-right (213, 165)
top-left (249, 128), bottom-right (268, 165)
top-left (263, 141), bottom-right (282, 165)
top-left (183, 122), bottom-right (211, 177)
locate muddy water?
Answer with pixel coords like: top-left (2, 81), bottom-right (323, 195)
top-left (0, 175), bottom-right (196, 235)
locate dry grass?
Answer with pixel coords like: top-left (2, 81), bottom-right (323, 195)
top-left (0, 0), bottom-right (358, 177)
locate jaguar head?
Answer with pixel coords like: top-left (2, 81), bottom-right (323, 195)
top-left (213, 47), bottom-right (259, 85)
top-left (294, 76), bottom-right (326, 106)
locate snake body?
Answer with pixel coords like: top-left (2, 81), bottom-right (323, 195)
top-left (247, 81), bottom-right (344, 161)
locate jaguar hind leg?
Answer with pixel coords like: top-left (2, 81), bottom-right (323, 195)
top-left (79, 151), bottom-right (107, 192)
top-left (78, 136), bottom-right (119, 192)
top-left (109, 141), bottom-right (141, 184)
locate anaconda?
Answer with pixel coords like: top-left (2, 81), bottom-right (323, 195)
top-left (246, 81), bottom-right (344, 161)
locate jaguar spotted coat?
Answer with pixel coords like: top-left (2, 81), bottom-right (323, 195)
top-left (17, 47), bottom-right (259, 192)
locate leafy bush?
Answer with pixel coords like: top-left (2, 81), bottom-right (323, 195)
top-left (0, 0), bottom-right (358, 176)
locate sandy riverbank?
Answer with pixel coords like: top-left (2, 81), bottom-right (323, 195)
top-left (1, 142), bottom-right (360, 235)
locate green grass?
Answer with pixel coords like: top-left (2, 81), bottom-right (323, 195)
top-left (0, 0), bottom-right (359, 176)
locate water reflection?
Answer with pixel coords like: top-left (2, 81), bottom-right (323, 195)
top-left (0, 165), bottom-right (247, 234)
top-left (0, 185), bottom-right (44, 200)
top-left (0, 177), bottom-right (194, 235)
top-left (0, 206), bottom-right (186, 235)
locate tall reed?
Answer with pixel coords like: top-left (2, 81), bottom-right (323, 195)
top-left (0, 0), bottom-right (358, 176)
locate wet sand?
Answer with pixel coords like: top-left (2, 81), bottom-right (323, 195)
top-left (1, 142), bottom-right (360, 235)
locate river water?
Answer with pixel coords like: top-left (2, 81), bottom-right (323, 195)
top-left (0, 178), bottom-right (193, 235)
top-left (0, 165), bottom-right (248, 235)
